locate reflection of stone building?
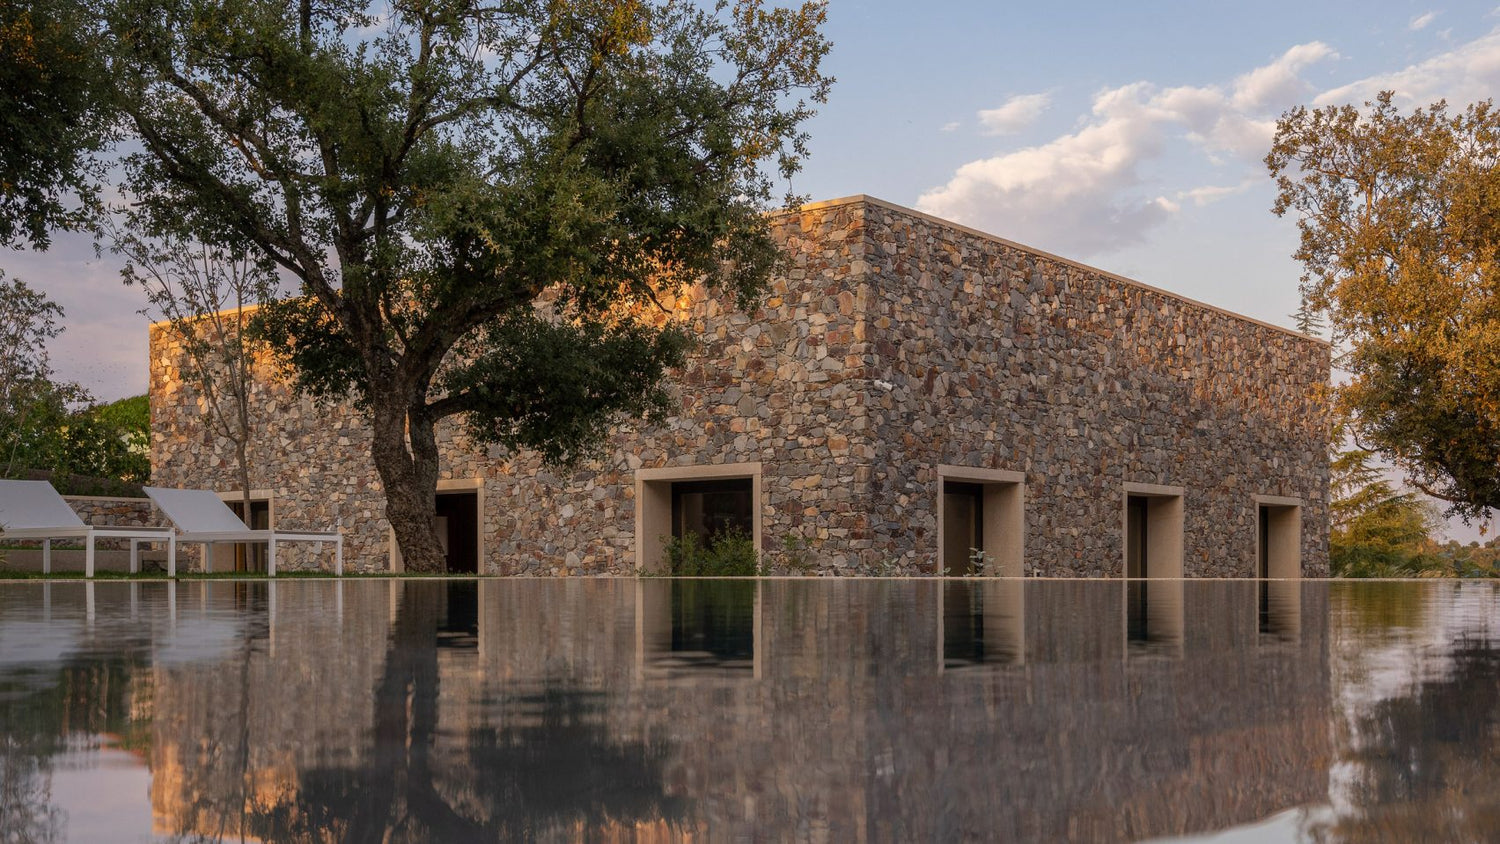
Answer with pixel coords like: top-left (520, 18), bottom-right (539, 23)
top-left (142, 580), bottom-right (1331, 842)
top-left (150, 197), bottom-right (1330, 577)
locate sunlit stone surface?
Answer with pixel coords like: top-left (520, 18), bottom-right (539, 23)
top-left (2, 580), bottom-right (1496, 841)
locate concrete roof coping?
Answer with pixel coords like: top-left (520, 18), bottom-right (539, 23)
top-left (780, 194), bottom-right (1330, 347)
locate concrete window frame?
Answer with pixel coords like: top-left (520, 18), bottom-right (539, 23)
top-left (935, 465), bottom-right (1026, 577)
top-left (1254, 494), bottom-right (1302, 579)
top-left (635, 462), bottom-right (763, 574)
top-left (1122, 482), bottom-right (1185, 579)
top-left (388, 478), bottom-right (486, 573)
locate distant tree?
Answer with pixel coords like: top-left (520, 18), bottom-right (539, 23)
top-left (103, 0), bottom-right (833, 571)
top-left (114, 230), bottom-right (278, 517)
top-left (0, 273), bottom-right (87, 477)
top-left (0, 0), bottom-right (112, 248)
top-left (1268, 92), bottom-right (1500, 526)
top-left (1328, 433), bottom-right (1441, 577)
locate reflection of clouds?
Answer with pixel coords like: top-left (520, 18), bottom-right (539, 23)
top-left (152, 616), bottom-right (248, 665)
top-left (0, 621), bottom-right (81, 677)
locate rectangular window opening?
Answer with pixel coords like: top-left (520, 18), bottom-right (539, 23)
top-left (226, 498), bottom-right (271, 573)
top-left (635, 465), bottom-right (762, 574)
top-left (937, 467), bottom-right (1025, 577)
top-left (1123, 488), bottom-right (1184, 580)
top-left (1257, 500), bottom-right (1302, 639)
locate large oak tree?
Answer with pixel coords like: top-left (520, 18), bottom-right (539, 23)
top-left (103, 0), bottom-right (831, 570)
top-left (1269, 92), bottom-right (1500, 525)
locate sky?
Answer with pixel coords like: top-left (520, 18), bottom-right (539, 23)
top-left (8, 0), bottom-right (1499, 535)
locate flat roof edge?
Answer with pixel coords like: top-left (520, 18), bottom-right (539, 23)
top-left (775, 195), bottom-right (1330, 348)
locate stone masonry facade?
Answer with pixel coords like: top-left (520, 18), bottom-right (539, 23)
top-left (149, 196), bottom-right (1330, 576)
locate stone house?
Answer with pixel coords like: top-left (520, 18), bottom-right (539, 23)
top-left (149, 195), bottom-right (1331, 577)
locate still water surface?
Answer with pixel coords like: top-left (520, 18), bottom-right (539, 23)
top-left (0, 578), bottom-right (1495, 842)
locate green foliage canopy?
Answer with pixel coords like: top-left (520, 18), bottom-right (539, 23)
top-left (1269, 92), bottom-right (1500, 523)
top-left (0, 0), bottom-right (111, 247)
top-left (101, 0), bottom-right (832, 570)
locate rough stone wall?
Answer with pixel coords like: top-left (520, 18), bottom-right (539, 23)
top-left (150, 196), bottom-right (1329, 575)
top-left (64, 496), bottom-right (157, 528)
top-left (152, 202), bottom-right (876, 574)
top-left (856, 200), bottom-right (1329, 576)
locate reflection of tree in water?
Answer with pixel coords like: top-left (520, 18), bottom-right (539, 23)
top-left (1310, 642), bottom-right (1500, 843)
top-left (0, 656), bottom-right (151, 844)
top-left (239, 583), bottom-right (681, 843)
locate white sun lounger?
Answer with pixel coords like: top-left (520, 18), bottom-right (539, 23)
top-left (0, 480), bottom-right (177, 577)
top-left (143, 486), bottom-right (343, 577)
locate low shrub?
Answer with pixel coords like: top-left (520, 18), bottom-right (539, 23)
top-left (665, 528), bottom-right (760, 576)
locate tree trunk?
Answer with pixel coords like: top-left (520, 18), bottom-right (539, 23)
top-left (236, 436), bottom-right (252, 573)
top-left (371, 396), bottom-right (446, 573)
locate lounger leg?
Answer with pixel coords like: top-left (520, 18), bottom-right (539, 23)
top-left (130, 540), bottom-right (140, 574)
top-left (168, 535), bottom-right (177, 578)
top-left (86, 534), bottom-right (96, 579)
top-left (42, 540), bottom-right (50, 574)
top-left (268, 537), bottom-right (277, 578)
top-left (335, 537), bottom-right (344, 577)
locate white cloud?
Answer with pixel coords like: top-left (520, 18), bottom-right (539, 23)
top-left (1410, 11), bottom-right (1438, 31)
top-left (1231, 42), bottom-right (1338, 112)
top-left (977, 93), bottom-right (1051, 135)
top-left (917, 30), bottom-right (1500, 258)
top-left (917, 45), bottom-right (1337, 256)
top-left (1177, 180), bottom-right (1258, 207)
top-left (940, 121), bottom-right (960, 133)
top-left (1316, 29), bottom-right (1500, 107)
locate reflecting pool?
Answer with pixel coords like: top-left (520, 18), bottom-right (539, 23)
top-left (0, 579), bottom-right (1497, 841)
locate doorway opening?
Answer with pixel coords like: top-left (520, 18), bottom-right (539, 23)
top-left (942, 482), bottom-right (984, 575)
top-left (936, 466), bottom-right (1025, 576)
top-left (635, 464), bottom-right (762, 574)
top-left (672, 478), bottom-right (754, 545)
top-left (225, 497), bottom-right (271, 572)
top-left (435, 491), bottom-right (480, 574)
top-left (1256, 500), bottom-right (1301, 579)
top-left (1123, 485), bottom-right (1184, 580)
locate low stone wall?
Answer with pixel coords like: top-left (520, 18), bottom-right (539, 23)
top-left (65, 495), bottom-right (158, 528)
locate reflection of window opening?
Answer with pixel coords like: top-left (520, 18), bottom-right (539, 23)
top-left (944, 582), bottom-right (986, 665)
top-left (1126, 579), bottom-right (1184, 658)
top-left (434, 491), bottom-right (480, 573)
top-left (1258, 579), bottom-right (1302, 644)
top-left (942, 482), bottom-right (985, 575)
top-left (228, 499), bottom-right (271, 572)
top-left (656, 580), bottom-right (756, 675)
top-left (438, 581), bottom-right (479, 650)
top-left (1127, 579), bottom-right (1149, 642)
top-left (671, 478), bottom-right (754, 548)
top-left (942, 581), bottom-right (1025, 670)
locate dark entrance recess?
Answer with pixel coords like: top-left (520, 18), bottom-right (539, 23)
top-left (942, 481), bottom-right (986, 575)
top-left (1126, 495), bottom-right (1150, 643)
top-left (438, 580), bottom-right (480, 650)
top-left (671, 478), bottom-right (754, 546)
top-left (228, 499), bottom-right (271, 572)
top-left (435, 491), bottom-right (479, 574)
